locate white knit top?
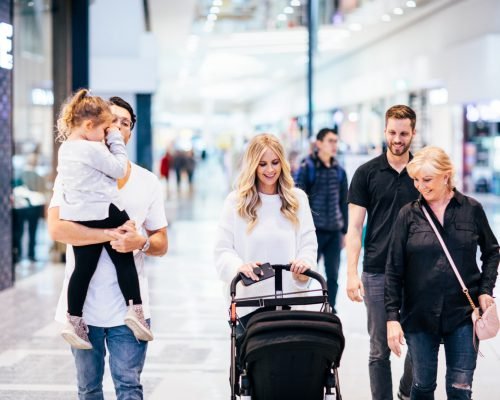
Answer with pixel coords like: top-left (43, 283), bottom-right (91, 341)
top-left (214, 188), bottom-right (318, 316)
top-left (56, 131), bottom-right (128, 221)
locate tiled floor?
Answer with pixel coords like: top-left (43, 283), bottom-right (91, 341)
top-left (1, 159), bottom-right (499, 399)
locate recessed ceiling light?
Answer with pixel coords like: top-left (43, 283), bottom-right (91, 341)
top-left (291, 0), bottom-right (301, 6)
top-left (210, 6), bottom-right (220, 14)
top-left (381, 14), bottom-right (391, 22)
top-left (406, 1), bottom-right (417, 7)
top-left (393, 7), bottom-right (404, 15)
top-left (213, 0), bottom-right (223, 6)
top-left (277, 13), bottom-right (287, 21)
top-left (284, 6), bottom-right (294, 14)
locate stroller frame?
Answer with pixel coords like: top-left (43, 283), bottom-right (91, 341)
top-left (229, 264), bottom-right (343, 400)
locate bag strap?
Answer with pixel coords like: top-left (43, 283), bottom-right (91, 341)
top-left (421, 205), bottom-right (478, 311)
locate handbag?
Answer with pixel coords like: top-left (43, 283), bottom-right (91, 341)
top-left (421, 205), bottom-right (499, 346)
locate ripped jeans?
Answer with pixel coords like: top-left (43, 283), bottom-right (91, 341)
top-left (405, 322), bottom-right (477, 400)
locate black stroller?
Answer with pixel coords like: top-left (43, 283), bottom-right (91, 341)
top-left (229, 264), bottom-right (345, 400)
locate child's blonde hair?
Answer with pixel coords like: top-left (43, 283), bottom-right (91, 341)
top-left (56, 89), bottom-right (113, 142)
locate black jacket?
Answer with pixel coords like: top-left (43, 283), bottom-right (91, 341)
top-left (295, 153), bottom-right (348, 233)
top-left (385, 191), bottom-right (499, 335)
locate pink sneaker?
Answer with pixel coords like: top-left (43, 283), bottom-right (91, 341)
top-left (124, 300), bottom-right (154, 341)
top-left (61, 314), bottom-right (93, 350)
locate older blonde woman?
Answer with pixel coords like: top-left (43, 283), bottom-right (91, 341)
top-left (385, 146), bottom-right (499, 400)
top-left (215, 133), bottom-right (317, 327)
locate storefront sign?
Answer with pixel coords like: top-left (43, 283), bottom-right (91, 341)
top-left (0, 22), bottom-right (13, 70)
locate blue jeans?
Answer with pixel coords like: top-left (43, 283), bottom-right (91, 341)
top-left (405, 323), bottom-right (477, 400)
top-left (71, 322), bottom-right (149, 400)
top-left (316, 230), bottom-right (341, 311)
top-left (362, 272), bottom-right (413, 400)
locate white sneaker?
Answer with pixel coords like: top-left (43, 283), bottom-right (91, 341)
top-left (61, 315), bottom-right (93, 350)
top-left (124, 300), bottom-right (154, 341)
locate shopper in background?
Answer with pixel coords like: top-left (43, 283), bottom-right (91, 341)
top-left (346, 105), bottom-right (419, 400)
top-left (159, 149), bottom-right (172, 197)
top-left (385, 146), bottom-right (499, 400)
top-left (214, 133), bottom-right (317, 332)
top-left (295, 128), bottom-right (348, 313)
top-left (48, 96), bottom-right (168, 400)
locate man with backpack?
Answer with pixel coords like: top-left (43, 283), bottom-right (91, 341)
top-left (295, 128), bottom-right (348, 313)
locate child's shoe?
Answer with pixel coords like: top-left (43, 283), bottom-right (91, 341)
top-left (124, 300), bottom-right (154, 341)
top-left (61, 314), bottom-right (93, 350)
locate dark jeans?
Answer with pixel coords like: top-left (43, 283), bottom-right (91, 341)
top-left (316, 230), bottom-right (341, 311)
top-left (405, 323), bottom-right (477, 400)
top-left (67, 204), bottom-right (141, 317)
top-left (71, 322), bottom-right (149, 399)
top-left (362, 272), bottom-right (413, 400)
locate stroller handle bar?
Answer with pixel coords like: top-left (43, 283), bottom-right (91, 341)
top-left (230, 263), bottom-right (328, 297)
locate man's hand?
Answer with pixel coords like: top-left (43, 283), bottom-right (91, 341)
top-left (105, 221), bottom-right (146, 253)
top-left (347, 274), bottom-right (364, 302)
top-left (387, 321), bottom-right (405, 357)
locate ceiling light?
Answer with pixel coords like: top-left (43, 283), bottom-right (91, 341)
top-left (291, 0), bottom-right (301, 6)
top-left (348, 23), bottom-right (362, 31)
top-left (393, 7), bottom-right (404, 15)
top-left (277, 13), bottom-right (287, 21)
top-left (207, 13), bottom-right (217, 21)
top-left (213, 0), bottom-right (223, 5)
top-left (381, 14), bottom-right (391, 22)
top-left (284, 6), bottom-right (294, 14)
top-left (406, 1), bottom-right (417, 7)
top-left (210, 6), bottom-right (220, 14)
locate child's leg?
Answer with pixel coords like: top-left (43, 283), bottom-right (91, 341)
top-left (104, 241), bottom-right (142, 305)
top-left (101, 204), bottom-right (142, 306)
top-left (68, 243), bottom-right (104, 316)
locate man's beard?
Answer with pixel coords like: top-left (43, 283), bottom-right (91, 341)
top-left (388, 141), bottom-right (411, 156)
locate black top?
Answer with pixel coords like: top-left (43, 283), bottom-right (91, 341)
top-left (347, 152), bottom-right (419, 273)
top-left (385, 191), bottom-right (499, 335)
top-left (295, 154), bottom-right (348, 233)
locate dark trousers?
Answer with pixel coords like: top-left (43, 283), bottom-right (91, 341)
top-left (67, 204), bottom-right (142, 317)
top-left (316, 229), bottom-right (341, 311)
top-left (12, 205), bottom-right (44, 262)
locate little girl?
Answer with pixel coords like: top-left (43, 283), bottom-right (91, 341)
top-left (56, 89), bottom-right (153, 349)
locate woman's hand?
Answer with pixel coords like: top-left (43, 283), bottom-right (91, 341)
top-left (387, 321), bottom-right (405, 357)
top-left (478, 294), bottom-right (495, 313)
top-left (290, 259), bottom-right (310, 282)
top-left (239, 262), bottom-right (262, 282)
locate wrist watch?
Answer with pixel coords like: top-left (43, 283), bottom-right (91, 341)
top-left (140, 237), bottom-right (151, 253)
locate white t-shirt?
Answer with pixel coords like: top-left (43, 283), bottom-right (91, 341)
top-left (51, 163), bottom-right (168, 327)
top-left (214, 188), bottom-right (318, 316)
top-left (57, 131), bottom-right (128, 221)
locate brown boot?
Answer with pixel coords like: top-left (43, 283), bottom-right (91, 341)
top-left (61, 314), bottom-right (93, 350)
top-left (124, 300), bottom-right (154, 341)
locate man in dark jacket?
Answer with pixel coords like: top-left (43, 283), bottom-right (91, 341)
top-left (295, 128), bottom-right (348, 313)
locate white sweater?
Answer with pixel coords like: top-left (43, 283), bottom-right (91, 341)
top-left (214, 188), bottom-right (318, 316)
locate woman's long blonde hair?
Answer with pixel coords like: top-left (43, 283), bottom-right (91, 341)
top-left (236, 134), bottom-right (299, 232)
